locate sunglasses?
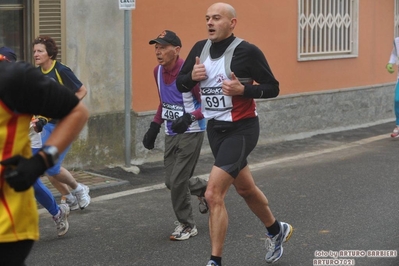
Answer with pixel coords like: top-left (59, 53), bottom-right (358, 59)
top-left (36, 37), bottom-right (47, 43)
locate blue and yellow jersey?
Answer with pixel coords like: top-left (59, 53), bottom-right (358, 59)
top-left (40, 60), bottom-right (82, 93)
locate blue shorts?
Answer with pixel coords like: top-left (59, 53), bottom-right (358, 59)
top-left (40, 123), bottom-right (72, 176)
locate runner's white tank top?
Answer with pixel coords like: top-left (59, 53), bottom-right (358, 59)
top-left (199, 38), bottom-right (256, 121)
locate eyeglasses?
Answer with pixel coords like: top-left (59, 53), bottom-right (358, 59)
top-left (0, 54), bottom-right (10, 62)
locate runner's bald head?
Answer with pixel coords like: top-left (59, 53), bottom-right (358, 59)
top-left (209, 2), bottom-right (236, 19)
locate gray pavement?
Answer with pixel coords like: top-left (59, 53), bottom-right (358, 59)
top-left (50, 121), bottom-right (397, 196)
top-left (27, 121), bottom-right (399, 266)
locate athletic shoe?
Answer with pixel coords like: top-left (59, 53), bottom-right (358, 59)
top-left (170, 223), bottom-right (198, 241)
top-left (198, 196), bottom-right (209, 214)
top-left (61, 195), bottom-right (79, 211)
top-left (206, 260), bottom-right (219, 266)
top-left (53, 203), bottom-right (70, 237)
top-left (171, 221), bottom-right (185, 236)
top-left (265, 221), bottom-right (293, 263)
top-left (391, 126), bottom-right (399, 138)
top-left (73, 184), bottom-right (91, 210)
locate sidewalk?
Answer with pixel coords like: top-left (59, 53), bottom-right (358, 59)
top-left (38, 171), bottom-right (129, 198)
top-left (40, 121), bottom-right (395, 199)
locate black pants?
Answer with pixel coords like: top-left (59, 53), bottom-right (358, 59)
top-left (0, 240), bottom-right (34, 266)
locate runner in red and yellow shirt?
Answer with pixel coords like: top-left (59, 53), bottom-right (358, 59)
top-left (0, 48), bottom-right (88, 266)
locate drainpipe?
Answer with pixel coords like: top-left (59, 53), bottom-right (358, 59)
top-left (124, 10), bottom-right (132, 167)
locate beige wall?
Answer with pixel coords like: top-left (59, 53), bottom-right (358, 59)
top-left (60, 0), bottom-right (398, 168)
top-left (131, 0), bottom-right (396, 112)
top-left (64, 0), bottom-right (397, 114)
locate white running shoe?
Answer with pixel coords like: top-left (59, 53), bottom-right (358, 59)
top-left (171, 221), bottom-right (185, 237)
top-left (391, 126), bottom-right (399, 138)
top-left (265, 221), bottom-right (293, 263)
top-left (170, 223), bottom-right (198, 241)
top-left (53, 203), bottom-right (70, 237)
top-left (61, 195), bottom-right (79, 211)
top-left (73, 184), bottom-right (91, 210)
top-left (206, 260), bottom-right (219, 266)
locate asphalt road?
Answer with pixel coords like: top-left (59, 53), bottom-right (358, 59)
top-left (26, 122), bottom-right (399, 266)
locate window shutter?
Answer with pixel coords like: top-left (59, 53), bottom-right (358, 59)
top-left (34, 0), bottom-right (65, 62)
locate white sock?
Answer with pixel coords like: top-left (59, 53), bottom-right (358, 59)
top-left (73, 183), bottom-right (83, 192)
top-left (53, 210), bottom-right (61, 219)
top-left (64, 193), bottom-right (75, 201)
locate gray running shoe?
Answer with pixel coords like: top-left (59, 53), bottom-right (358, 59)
top-left (170, 224), bottom-right (198, 241)
top-left (53, 203), bottom-right (70, 237)
top-left (206, 260), bottom-right (219, 266)
top-left (73, 184), bottom-right (91, 210)
top-left (198, 196), bottom-right (209, 214)
top-left (265, 221), bottom-right (293, 263)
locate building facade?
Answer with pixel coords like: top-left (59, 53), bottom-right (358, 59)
top-left (1, 0), bottom-right (398, 168)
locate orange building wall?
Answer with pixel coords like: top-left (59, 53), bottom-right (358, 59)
top-left (131, 0), bottom-right (396, 113)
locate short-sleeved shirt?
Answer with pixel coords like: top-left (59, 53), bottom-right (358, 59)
top-left (40, 60), bottom-right (82, 93)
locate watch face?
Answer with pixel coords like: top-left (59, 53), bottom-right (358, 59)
top-left (45, 146), bottom-right (58, 155)
top-left (43, 145), bottom-right (59, 164)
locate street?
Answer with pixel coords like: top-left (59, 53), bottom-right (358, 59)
top-left (26, 123), bottom-right (399, 266)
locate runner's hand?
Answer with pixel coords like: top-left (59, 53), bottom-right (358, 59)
top-left (142, 122), bottom-right (161, 150)
top-left (1, 154), bottom-right (47, 192)
top-left (191, 57), bottom-right (207, 81)
top-left (34, 117), bottom-right (48, 133)
top-left (171, 113), bottom-right (193, 134)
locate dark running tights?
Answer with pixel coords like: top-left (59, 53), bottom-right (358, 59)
top-left (0, 240), bottom-right (34, 266)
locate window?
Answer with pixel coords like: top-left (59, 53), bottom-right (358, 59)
top-left (0, 0), bottom-right (25, 60)
top-left (298, 0), bottom-right (358, 61)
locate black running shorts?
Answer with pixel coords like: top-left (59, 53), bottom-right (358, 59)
top-left (207, 117), bottom-right (259, 178)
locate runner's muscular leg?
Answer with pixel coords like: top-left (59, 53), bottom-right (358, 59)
top-left (233, 165), bottom-right (276, 227)
top-left (47, 175), bottom-right (70, 195)
top-left (48, 167), bottom-right (78, 193)
top-left (205, 166), bottom-right (235, 257)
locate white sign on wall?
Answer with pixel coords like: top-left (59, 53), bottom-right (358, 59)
top-left (119, 0), bottom-right (135, 10)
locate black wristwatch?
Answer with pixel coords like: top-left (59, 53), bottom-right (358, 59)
top-left (190, 114), bottom-right (196, 122)
top-left (40, 145), bottom-right (59, 167)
